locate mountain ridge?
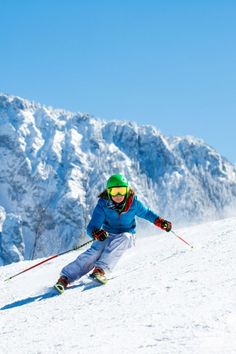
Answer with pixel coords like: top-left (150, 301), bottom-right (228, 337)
top-left (0, 93), bottom-right (236, 265)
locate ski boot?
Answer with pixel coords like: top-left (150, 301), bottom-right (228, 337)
top-left (54, 276), bottom-right (69, 294)
top-left (90, 267), bottom-right (108, 285)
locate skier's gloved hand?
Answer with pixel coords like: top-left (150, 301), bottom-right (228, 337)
top-left (154, 217), bottom-right (172, 232)
top-left (92, 229), bottom-right (109, 241)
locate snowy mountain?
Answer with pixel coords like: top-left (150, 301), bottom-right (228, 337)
top-left (0, 93), bottom-right (236, 265)
top-left (1, 217), bottom-right (236, 354)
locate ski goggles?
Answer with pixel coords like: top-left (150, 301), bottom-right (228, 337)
top-left (108, 186), bottom-right (128, 196)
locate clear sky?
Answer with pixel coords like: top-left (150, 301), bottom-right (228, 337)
top-left (1, 0), bottom-right (235, 163)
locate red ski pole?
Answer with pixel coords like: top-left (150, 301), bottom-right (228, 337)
top-left (4, 239), bottom-right (93, 282)
top-left (170, 230), bottom-right (194, 249)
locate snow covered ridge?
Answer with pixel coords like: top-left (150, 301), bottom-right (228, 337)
top-left (0, 93), bottom-right (236, 265)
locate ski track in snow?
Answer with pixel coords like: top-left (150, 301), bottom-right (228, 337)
top-left (0, 217), bottom-right (236, 354)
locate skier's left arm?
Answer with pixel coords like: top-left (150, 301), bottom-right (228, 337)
top-left (135, 198), bottom-right (172, 232)
top-left (135, 198), bottom-right (158, 222)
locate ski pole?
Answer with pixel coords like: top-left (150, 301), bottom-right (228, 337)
top-left (170, 230), bottom-right (194, 249)
top-left (4, 239), bottom-right (93, 282)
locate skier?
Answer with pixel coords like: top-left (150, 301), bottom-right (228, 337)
top-left (54, 173), bottom-right (172, 293)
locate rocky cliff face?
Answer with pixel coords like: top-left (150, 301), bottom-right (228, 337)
top-left (1, 94), bottom-right (236, 264)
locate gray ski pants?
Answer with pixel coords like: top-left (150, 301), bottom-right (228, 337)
top-left (61, 232), bottom-right (135, 282)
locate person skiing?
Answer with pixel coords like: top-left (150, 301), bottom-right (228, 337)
top-left (54, 173), bottom-right (172, 293)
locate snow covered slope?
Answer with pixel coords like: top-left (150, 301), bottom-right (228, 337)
top-left (1, 93), bottom-right (236, 264)
top-left (1, 218), bottom-right (236, 354)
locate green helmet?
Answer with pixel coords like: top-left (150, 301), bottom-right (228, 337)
top-left (106, 174), bottom-right (129, 189)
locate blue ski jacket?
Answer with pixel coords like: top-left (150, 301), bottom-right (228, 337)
top-left (87, 192), bottom-right (159, 237)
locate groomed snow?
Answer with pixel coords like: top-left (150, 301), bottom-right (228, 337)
top-left (1, 217), bottom-right (236, 354)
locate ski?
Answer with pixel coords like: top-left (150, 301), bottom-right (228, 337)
top-left (89, 272), bottom-right (108, 285)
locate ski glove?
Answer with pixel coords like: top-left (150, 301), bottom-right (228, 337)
top-left (154, 217), bottom-right (172, 232)
top-left (92, 229), bottom-right (109, 241)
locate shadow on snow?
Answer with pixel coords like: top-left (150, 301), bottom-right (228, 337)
top-left (0, 280), bottom-right (102, 311)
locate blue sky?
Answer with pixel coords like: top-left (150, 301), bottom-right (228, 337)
top-left (1, 0), bottom-right (235, 163)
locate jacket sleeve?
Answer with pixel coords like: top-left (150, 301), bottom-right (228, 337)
top-left (86, 199), bottom-right (106, 238)
top-left (135, 197), bottom-right (159, 223)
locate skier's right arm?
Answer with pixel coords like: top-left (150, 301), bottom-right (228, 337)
top-left (86, 199), bottom-right (106, 239)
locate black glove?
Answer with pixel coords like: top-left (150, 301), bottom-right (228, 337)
top-left (92, 229), bottom-right (109, 241)
top-left (154, 217), bottom-right (172, 232)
